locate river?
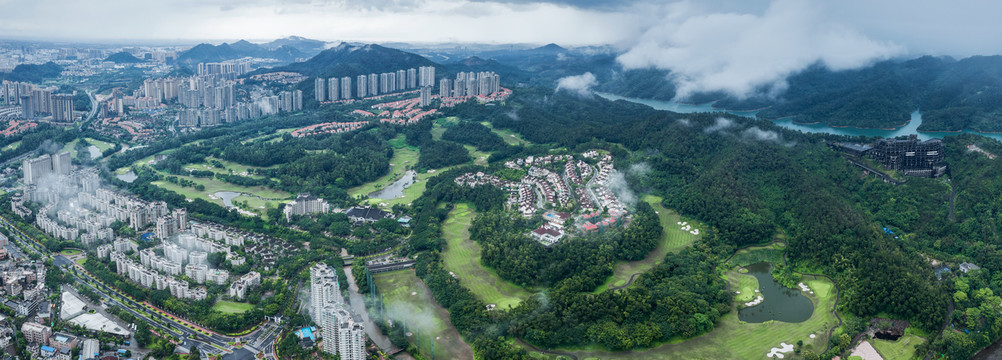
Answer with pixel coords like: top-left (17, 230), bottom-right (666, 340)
top-left (597, 92), bottom-right (1002, 142)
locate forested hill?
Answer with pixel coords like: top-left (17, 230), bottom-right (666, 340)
top-left (485, 88), bottom-right (947, 333)
top-left (597, 55), bottom-right (1002, 132)
top-left (176, 40), bottom-right (305, 65)
top-left (258, 43), bottom-right (442, 79)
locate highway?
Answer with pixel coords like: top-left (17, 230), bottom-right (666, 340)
top-left (0, 214), bottom-right (280, 359)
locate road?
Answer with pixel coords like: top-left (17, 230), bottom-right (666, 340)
top-left (0, 214), bottom-right (280, 359)
top-left (79, 90), bottom-right (98, 131)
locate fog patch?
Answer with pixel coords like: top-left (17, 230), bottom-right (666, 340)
top-left (704, 117), bottom-right (734, 133)
top-left (607, 169), bottom-right (637, 209)
top-left (555, 72), bottom-right (597, 98)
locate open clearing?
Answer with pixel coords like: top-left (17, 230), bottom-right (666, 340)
top-left (373, 270), bottom-right (473, 360)
top-left (441, 203), bottom-right (532, 309)
top-left (873, 334), bottom-right (924, 360)
top-left (593, 195), bottom-right (702, 293)
top-left (211, 300), bottom-right (254, 314)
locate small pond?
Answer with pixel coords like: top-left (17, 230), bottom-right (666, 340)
top-left (87, 145), bottom-right (101, 160)
top-left (214, 191), bottom-right (243, 208)
top-left (738, 262), bottom-right (814, 323)
top-left (368, 170), bottom-right (417, 199)
top-left (116, 171), bottom-right (137, 183)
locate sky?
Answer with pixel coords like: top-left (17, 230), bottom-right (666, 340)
top-left (4, 0), bottom-right (1001, 99)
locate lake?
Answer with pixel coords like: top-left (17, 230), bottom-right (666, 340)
top-left (369, 170), bottom-right (417, 199)
top-left (738, 262), bottom-right (813, 323)
top-left (116, 171), bottom-right (137, 183)
top-left (598, 92), bottom-right (1002, 142)
top-left (214, 191), bottom-right (243, 208)
top-left (87, 145), bottom-right (101, 160)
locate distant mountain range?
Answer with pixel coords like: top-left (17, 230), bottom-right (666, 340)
top-left (104, 52), bottom-right (143, 64)
top-left (176, 39), bottom-right (309, 65)
top-left (261, 36), bottom-right (326, 55)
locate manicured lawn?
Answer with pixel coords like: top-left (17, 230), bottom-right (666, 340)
top-left (75, 258), bottom-right (86, 265)
top-left (60, 249), bottom-right (82, 256)
top-left (2, 140), bottom-right (21, 151)
top-left (726, 271), bottom-right (760, 303)
top-left (873, 334), bottom-right (925, 360)
top-left (464, 145), bottom-right (490, 166)
top-left (211, 300), bottom-right (254, 314)
top-left (151, 172), bottom-right (290, 219)
top-left (441, 203), bottom-right (532, 309)
top-left (373, 270), bottom-right (473, 360)
top-left (593, 195), bottom-right (702, 293)
top-left (84, 138), bottom-right (115, 152)
top-left (481, 121), bottom-right (529, 146)
top-left (555, 275), bottom-right (839, 359)
top-left (182, 156), bottom-right (278, 177)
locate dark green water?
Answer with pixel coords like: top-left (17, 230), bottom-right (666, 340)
top-left (737, 262), bottom-right (813, 323)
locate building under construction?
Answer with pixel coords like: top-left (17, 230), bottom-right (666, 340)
top-left (831, 134), bottom-right (947, 178)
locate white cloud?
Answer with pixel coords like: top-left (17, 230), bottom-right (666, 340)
top-left (704, 117), bottom-right (734, 133)
top-left (617, 0), bottom-right (902, 99)
top-left (555, 72), bottom-right (598, 97)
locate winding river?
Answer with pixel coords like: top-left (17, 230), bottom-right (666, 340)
top-left (597, 92), bottom-right (1002, 142)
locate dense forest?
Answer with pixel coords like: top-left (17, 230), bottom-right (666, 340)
top-left (596, 55), bottom-right (1002, 132)
top-left (383, 87), bottom-right (1002, 358)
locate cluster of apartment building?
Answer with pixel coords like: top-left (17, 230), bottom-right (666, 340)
top-left (282, 193), bottom-right (331, 221)
top-left (0, 80), bottom-right (76, 123)
top-left (109, 251), bottom-right (207, 300)
top-left (104, 64), bottom-right (302, 129)
top-left (314, 66), bottom-right (434, 103)
top-left (437, 71), bottom-right (502, 99)
top-left (17, 159), bottom-right (195, 246)
top-left (310, 263), bottom-right (366, 360)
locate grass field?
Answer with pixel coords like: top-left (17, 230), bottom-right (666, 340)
top-left (464, 145), bottom-right (491, 166)
top-left (211, 300), bottom-right (254, 314)
top-left (872, 334), bottom-right (925, 360)
top-left (726, 271), bottom-right (760, 303)
top-left (60, 249), bottom-right (82, 256)
top-left (373, 270), bottom-right (473, 360)
top-left (441, 203), bottom-right (533, 309)
top-left (151, 172), bottom-right (291, 218)
top-left (481, 121), bottom-right (530, 146)
top-left (593, 195), bottom-right (702, 293)
top-left (84, 138), bottom-right (114, 152)
top-left (2, 140), bottom-right (21, 151)
top-left (550, 275), bottom-right (839, 359)
top-left (182, 156), bottom-right (278, 177)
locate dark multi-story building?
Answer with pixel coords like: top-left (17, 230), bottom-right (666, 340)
top-left (868, 135), bottom-right (947, 177)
